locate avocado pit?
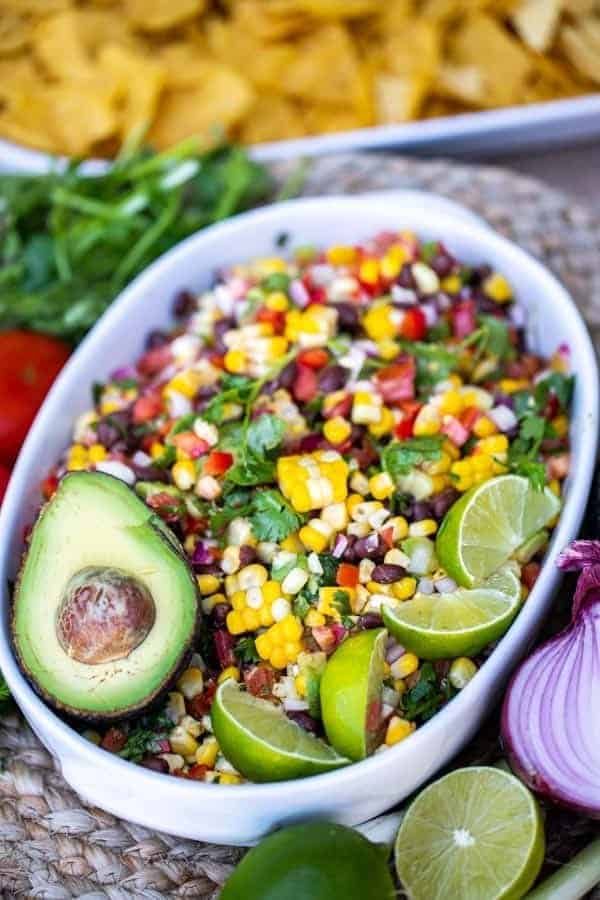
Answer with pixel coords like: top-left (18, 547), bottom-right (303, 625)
top-left (56, 566), bottom-right (155, 665)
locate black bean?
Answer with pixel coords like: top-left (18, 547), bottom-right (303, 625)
top-left (318, 365), bottom-right (347, 393)
top-left (353, 535), bottom-right (385, 560)
top-left (411, 501), bottom-right (433, 522)
top-left (239, 545), bottom-right (257, 566)
top-left (131, 464), bottom-right (169, 482)
top-left (210, 603), bottom-right (230, 628)
top-left (139, 756), bottom-right (169, 774)
top-left (145, 330), bottom-right (170, 350)
top-left (361, 613), bottom-right (384, 629)
top-left (371, 564), bottom-right (406, 584)
top-left (397, 263), bottom-right (416, 289)
top-left (430, 249), bottom-right (456, 278)
top-left (173, 289), bottom-right (196, 318)
top-left (335, 302), bottom-right (360, 333)
top-left (213, 317), bottom-right (235, 354)
top-left (431, 488), bottom-right (460, 520)
top-left (286, 711), bottom-right (320, 734)
top-left (278, 360), bottom-right (297, 390)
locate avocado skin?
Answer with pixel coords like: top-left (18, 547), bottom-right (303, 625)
top-left (11, 472), bottom-right (202, 723)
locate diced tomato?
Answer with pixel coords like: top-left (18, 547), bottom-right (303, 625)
top-left (208, 352), bottom-right (225, 369)
top-left (441, 416), bottom-right (469, 447)
top-left (522, 562), bottom-right (541, 591)
top-left (376, 357), bottom-right (416, 405)
top-left (451, 300), bottom-right (476, 339)
top-left (171, 431), bottom-right (210, 459)
top-left (380, 526), bottom-right (395, 549)
top-left (322, 393), bottom-right (352, 420)
top-left (543, 392), bottom-right (561, 420)
top-left (400, 308), bottom-right (427, 341)
top-left (101, 727), bottom-right (127, 753)
top-left (394, 417), bottom-right (414, 440)
top-left (336, 563), bottom-right (359, 588)
top-left (302, 277), bottom-right (327, 305)
top-left (257, 307), bottom-right (285, 333)
top-left (312, 625), bottom-right (340, 654)
top-left (460, 406), bottom-right (480, 431)
top-left (203, 450), bottom-right (234, 476)
top-left (137, 344), bottom-right (173, 376)
top-left (244, 664), bottom-right (276, 699)
top-left (187, 682), bottom-right (216, 718)
top-left (146, 492), bottom-right (185, 522)
top-left (40, 472), bottom-right (58, 501)
top-left (297, 348), bottom-right (329, 370)
top-left (187, 764), bottom-right (208, 781)
top-left (133, 393), bottom-right (163, 424)
top-left (293, 365), bottom-right (318, 403)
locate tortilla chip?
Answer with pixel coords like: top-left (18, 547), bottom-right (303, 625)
top-left (32, 11), bottom-right (96, 79)
top-left (205, 18), bottom-right (297, 92)
top-left (559, 16), bottom-right (600, 83)
top-left (98, 43), bottom-right (165, 139)
top-left (511, 0), bottom-right (562, 52)
top-left (278, 24), bottom-right (364, 107)
top-left (148, 63), bottom-right (254, 148)
top-left (374, 74), bottom-right (429, 122)
top-left (239, 95), bottom-right (306, 143)
top-left (125, 0), bottom-right (205, 32)
top-left (303, 103), bottom-right (366, 134)
top-left (0, 11), bottom-right (29, 55)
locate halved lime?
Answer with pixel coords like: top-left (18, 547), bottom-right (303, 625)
top-left (211, 679), bottom-right (349, 782)
top-left (394, 767), bottom-right (545, 900)
top-left (436, 475), bottom-right (560, 587)
top-left (381, 566), bottom-right (521, 659)
top-left (320, 628), bottom-right (387, 761)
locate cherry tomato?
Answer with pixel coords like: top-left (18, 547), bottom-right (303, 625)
top-left (0, 331), bottom-right (71, 466)
top-left (0, 465), bottom-right (11, 505)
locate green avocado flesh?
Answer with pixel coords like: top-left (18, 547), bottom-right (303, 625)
top-left (12, 471), bottom-right (199, 719)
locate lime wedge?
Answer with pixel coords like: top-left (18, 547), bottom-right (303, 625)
top-left (395, 767), bottom-right (545, 900)
top-left (211, 679), bottom-right (349, 782)
top-left (320, 628), bottom-right (387, 761)
top-left (381, 567), bottom-right (521, 659)
top-left (436, 475), bottom-right (560, 587)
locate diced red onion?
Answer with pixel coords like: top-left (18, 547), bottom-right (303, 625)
top-left (95, 460), bottom-right (136, 485)
top-left (283, 698), bottom-right (310, 712)
top-left (110, 365), bottom-right (137, 381)
top-left (192, 541), bottom-right (214, 566)
top-left (289, 279), bottom-right (310, 308)
top-left (156, 739), bottom-right (171, 753)
top-left (434, 576), bottom-right (457, 594)
top-left (421, 303), bottom-right (439, 327)
top-left (391, 285), bottom-right (417, 306)
top-left (310, 264), bottom-right (336, 286)
top-left (386, 643), bottom-right (405, 664)
top-left (489, 405), bottom-right (518, 433)
top-left (132, 450), bottom-right (152, 467)
top-left (417, 577), bottom-right (434, 595)
top-left (332, 533), bottom-right (349, 558)
top-left (501, 541), bottom-right (600, 817)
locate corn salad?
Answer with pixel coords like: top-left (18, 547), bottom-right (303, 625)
top-left (44, 230), bottom-right (573, 781)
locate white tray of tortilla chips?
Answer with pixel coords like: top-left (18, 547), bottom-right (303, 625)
top-left (0, 0), bottom-right (599, 172)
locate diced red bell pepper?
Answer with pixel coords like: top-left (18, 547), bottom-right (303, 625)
top-left (208, 352), bottom-right (225, 369)
top-left (146, 491), bottom-right (185, 522)
top-left (187, 764), bottom-right (208, 781)
top-left (322, 393), bottom-right (352, 420)
top-left (137, 345), bottom-right (173, 376)
top-left (244, 664), bottom-right (276, 699)
top-left (375, 357), bottom-right (416, 405)
top-left (522, 562), bottom-right (541, 591)
top-left (187, 682), bottom-right (216, 718)
top-left (336, 563), bottom-right (359, 588)
top-left (380, 526), bottom-right (395, 549)
top-left (400, 308), bottom-right (427, 341)
top-left (257, 307), bottom-right (285, 334)
top-left (297, 348), bottom-right (329, 370)
top-left (203, 450), bottom-right (234, 476)
top-left (293, 365), bottom-right (319, 403)
top-left (543, 392), bottom-right (561, 420)
top-left (460, 406), bottom-right (480, 431)
top-left (172, 431), bottom-right (210, 459)
top-left (41, 471), bottom-right (58, 501)
top-left (451, 300), bottom-right (476, 339)
top-left (133, 393), bottom-right (163, 424)
top-left (441, 416), bottom-right (470, 446)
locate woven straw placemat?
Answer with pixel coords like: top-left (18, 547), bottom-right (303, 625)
top-left (1, 153), bottom-right (599, 899)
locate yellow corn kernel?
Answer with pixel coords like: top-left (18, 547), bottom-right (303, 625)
top-left (391, 652), bottom-right (419, 680)
top-left (449, 657), bottom-right (478, 689)
top-left (362, 304), bottom-right (394, 342)
top-left (281, 532), bottom-right (304, 553)
top-left (392, 577), bottom-right (417, 601)
top-left (369, 472), bottom-right (395, 500)
top-left (350, 471), bottom-right (370, 494)
top-left (326, 244), bottom-right (357, 265)
top-left (255, 633), bottom-right (272, 659)
top-left (451, 459), bottom-right (473, 476)
top-left (552, 415), bottom-right (569, 438)
top-left (367, 581), bottom-right (392, 596)
top-left (238, 564), bottom-right (268, 590)
top-left (255, 257), bottom-right (286, 275)
top-left (172, 459), bottom-right (196, 491)
top-left (318, 586), bottom-right (356, 618)
top-left (352, 390), bottom-right (382, 425)
top-left (323, 416), bottom-right (352, 445)
top-left (472, 454), bottom-right (494, 474)
top-left (386, 516), bottom-right (409, 541)
top-left (385, 716), bottom-right (416, 746)
top-left (299, 524), bottom-right (329, 554)
top-left (477, 435), bottom-right (508, 456)
top-left (271, 647), bottom-right (288, 669)
top-left (278, 452), bottom-right (348, 513)
top-left (265, 291), bottom-right (289, 312)
top-left (359, 257), bottom-right (380, 286)
top-left (197, 574), bottom-right (220, 596)
top-left (498, 378), bottom-right (529, 394)
top-left (322, 389), bottom-right (347, 416)
top-left (165, 370), bottom-right (203, 399)
top-left (224, 350), bottom-right (247, 374)
top-left (483, 272), bottom-right (513, 303)
top-left (226, 610), bottom-right (246, 635)
top-left (262, 580), bottom-right (281, 604)
top-left (170, 727), bottom-right (199, 757)
top-left (268, 336), bottom-right (289, 359)
top-left (295, 674), bottom-right (307, 697)
top-left (219, 773), bottom-right (243, 785)
top-left (242, 608), bottom-right (261, 631)
top-left (423, 452), bottom-right (452, 476)
top-left (408, 519), bottom-right (438, 538)
top-left (196, 737), bottom-right (219, 768)
top-left (100, 400), bottom-right (121, 415)
top-left (430, 474), bottom-right (450, 493)
top-left (322, 502), bottom-right (349, 531)
top-left (218, 666), bottom-right (240, 684)
top-left (177, 667), bottom-right (204, 700)
top-left (369, 406), bottom-right (395, 438)
top-left (377, 339), bottom-right (400, 361)
top-left (438, 390), bottom-right (463, 417)
top-left (305, 609), bottom-right (326, 628)
top-left (548, 479), bottom-right (561, 497)
top-left (88, 443), bottom-right (107, 463)
top-left (149, 441), bottom-right (165, 460)
top-left (441, 274), bottom-right (461, 293)
top-left (413, 405), bottom-right (441, 437)
top-left (471, 416), bottom-right (495, 438)
top-left (393, 679), bottom-right (407, 696)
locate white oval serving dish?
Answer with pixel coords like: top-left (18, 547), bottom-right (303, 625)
top-left (0, 191), bottom-right (597, 845)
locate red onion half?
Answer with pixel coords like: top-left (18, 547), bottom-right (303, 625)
top-left (501, 541), bottom-right (600, 817)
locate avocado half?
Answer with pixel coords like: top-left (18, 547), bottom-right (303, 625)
top-left (12, 471), bottom-right (200, 721)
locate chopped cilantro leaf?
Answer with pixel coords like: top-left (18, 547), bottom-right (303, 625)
top-left (202, 376), bottom-right (254, 424)
top-left (246, 414), bottom-right (285, 456)
top-left (293, 591), bottom-right (314, 620)
top-left (535, 372), bottom-right (574, 413)
top-left (382, 436), bottom-right (444, 480)
top-left (475, 315), bottom-right (514, 361)
top-left (317, 554), bottom-right (339, 585)
top-left (397, 340), bottom-right (459, 389)
top-left (332, 590), bottom-right (351, 616)
top-left (234, 636), bottom-right (260, 664)
top-left (248, 489), bottom-right (304, 542)
top-left (401, 663), bottom-right (453, 722)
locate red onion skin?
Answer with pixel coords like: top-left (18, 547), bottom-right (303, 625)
top-left (501, 545), bottom-right (600, 818)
